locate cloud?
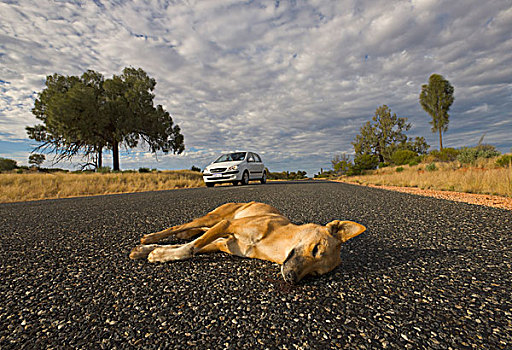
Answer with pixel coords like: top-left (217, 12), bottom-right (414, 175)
top-left (0, 0), bottom-right (511, 175)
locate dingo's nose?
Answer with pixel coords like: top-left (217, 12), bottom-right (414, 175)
top-left (283, 270), bottom-right (298, 284)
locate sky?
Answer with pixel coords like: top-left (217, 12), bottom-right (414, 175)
top-left (1, 0), bottom-right (511, 176)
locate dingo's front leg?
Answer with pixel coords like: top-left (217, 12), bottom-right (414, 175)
top-left (147, 220), bottom-right (232, 263)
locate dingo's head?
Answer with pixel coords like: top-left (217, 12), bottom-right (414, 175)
top-left (281, 220), bottom-right (366, 283)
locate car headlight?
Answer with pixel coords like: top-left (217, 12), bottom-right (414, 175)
top-left (227, 165), bottom-right (238, 171)
top-left (203, 169), bottom-right (211, 175)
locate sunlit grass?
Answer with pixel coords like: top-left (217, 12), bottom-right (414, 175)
top-left (337, 156), bottom-right (512, 197)
top-left (0, 170), bottom-right (205, 203)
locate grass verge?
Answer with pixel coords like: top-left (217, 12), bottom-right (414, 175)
top-left (0, 170), bottom-right (205, 203)
top-left (336, 157), bottom-right (512, 198)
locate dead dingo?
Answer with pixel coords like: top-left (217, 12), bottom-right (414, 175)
top-left (130, 202), bottom-right (366, 283)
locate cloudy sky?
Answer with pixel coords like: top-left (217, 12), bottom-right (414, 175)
top-left (1, 0), bottom-right (511, 175)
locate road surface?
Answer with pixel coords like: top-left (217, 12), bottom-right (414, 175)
top-left (1, 181), bottom-right (511, 349)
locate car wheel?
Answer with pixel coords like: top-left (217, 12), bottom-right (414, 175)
top-left (241, 171), bottom-right (249, 185)
top-left (232, 181), bottom-right (239, 186)
top-left (260, 171), bottom-right (267, 184)
top-left (206, 183), bottom-right (215, 188)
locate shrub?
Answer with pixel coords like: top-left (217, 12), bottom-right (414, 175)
top-left (391, 150), bottom-right (418, 165)
top-left (458, 144), bottom-right (500, 164)
top-left (0, 158), bottom-right (17, 171)
top-left (429, 148), bottom-right (460, 162)
top-left (395, 167), bottom-right (404, 173)
top-left (354, 154), bottom-right (379, 171)
top-left (408, 160), bottom-right (419, 167)
top-left (138, 167), bottom-right (151, 173)
top-left (426, 162), bottom-right (437, 171)
top-left (378, 162), bottom-right (390, 168)
top-left (97, 166), bottom-right (111, 173)
top-left (496, 154), bottom-right (512, 167)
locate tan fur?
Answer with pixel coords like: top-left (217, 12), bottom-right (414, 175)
top-left (130, 201), bottom-right (366, 283)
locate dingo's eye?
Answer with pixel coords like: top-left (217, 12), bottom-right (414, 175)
top-left (312, 244), bottom-right (320, 257)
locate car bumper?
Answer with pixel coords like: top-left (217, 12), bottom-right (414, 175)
top-left (203, 171), bottom-right (241, 183)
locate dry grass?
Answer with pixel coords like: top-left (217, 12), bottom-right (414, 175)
top-left (0, 170), bottom-right (205, 203)
top-left (337, 156), bottom-right (512, 197)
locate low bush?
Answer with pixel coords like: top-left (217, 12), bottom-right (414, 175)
top-left (97, 166), bottom-right (111, 173)
top-left (458, 145), bottom-right (500, 164)
top-left (0, 158), bottom-right (17, 171)
top-left (354, 154), bottom-right (379, 171)
top-left (429, 148), bottom-right (460, 162)
top-left (426, 162), bottom-right (437, 172)
top-left (408, 160), bottom-right (419, 167)
top-left (395, 167), bottom-right (404, 173)
top-left (391, 150), bottom-right (418, 165)
top-left (138, 167), bottom-right (151, 173)
top-left (496, 154), bottom-right (512, 167)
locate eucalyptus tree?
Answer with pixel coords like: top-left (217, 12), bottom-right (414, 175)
top-left (27, 67), bottom-right (184, 170)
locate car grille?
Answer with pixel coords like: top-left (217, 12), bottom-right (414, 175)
top-left (210, 168), bottom-right (227, 173)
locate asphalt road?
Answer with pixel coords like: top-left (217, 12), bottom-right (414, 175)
top-left (1, 181), bottom-right (511, 349)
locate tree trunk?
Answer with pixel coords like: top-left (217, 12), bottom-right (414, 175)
top-left (439, 129), bottom-right (443, 151)
top-left (98, 147), bottom-right (102, 169)
top-left (113, 142), bottom-right (120, 171)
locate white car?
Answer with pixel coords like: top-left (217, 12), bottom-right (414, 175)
top-left (203, 151), bottom-right (266, 187)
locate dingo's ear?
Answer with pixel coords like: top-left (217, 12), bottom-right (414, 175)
top-left (327, 220), bottom-right (366, 242)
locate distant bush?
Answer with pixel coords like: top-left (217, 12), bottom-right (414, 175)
top-left (378, 162), bottom-right (390, 168)
top-left (408, 160), bottom-right (419, 167)
top-left (391, 150), bottom-right (418, 165)
top-left (496, 154), bottom-right (512, 167)
top-left (0, 158), bottom-right (17, 171)
top-left (429, 148), bottom-right (460, 162)
top-left (395, 167), bottom-right (404, 173)
top-left (458, 145), bottom-right (500, 164)
top-left (191, 165), bottom-right (201, 172)
top-left (97, 166), bottom-right (111, 173)
top-left (426, 162), bottom-right (437, 172)
top-left (138, 167), bottom-right (151, 173)
top-left (271, 170), bottom-right (308, 180)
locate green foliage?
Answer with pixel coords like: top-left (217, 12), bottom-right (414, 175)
top-left (395, 167), bottom-right (404, 173)
top-left (426, 163), bottom-right (437, 172)
top-left (314, 171), bottom-right (335, 179)
top-left (391, 150), bottom-right (418, 165)
top-left (0, 158), bottom-right (18, 171)
top-left (457, 145), bottom-right (500, 164)
top-left (496, 154), bottom-right (512, 167)
top-left (429, 148), bottom-right (460, 162)
top-left (190, 165), bottom-right (201, 172)
top-left (419, 74), bottom-right (455, 150)
top-left (28, 153), bottom-right (45, 167)
top-left (331, 153), bottom-right (351, 175)
top-left (408, 160), bottom-right (419, 167)
top-left (27, 67), bottom-right (185, 171)
top-left (379, 162), bottom-right (390, 168)
top-left (138, 167), bottom-right (151, 173)
top-left (352, 105), bottom-right (411, 163)
top-left (352, 105), bottom-right (429, 164)
top-left (269, 170), bottom-right (308, 180)
top-left (352, 154), bottom-right (379, 174)
top-left (97, 166), bottom-right (111, 173)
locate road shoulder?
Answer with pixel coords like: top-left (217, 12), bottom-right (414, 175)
top-left (333, 180), bottom-right (512, 211)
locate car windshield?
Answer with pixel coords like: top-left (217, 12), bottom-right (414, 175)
top-left (214, 152), bottom-right (246, 163)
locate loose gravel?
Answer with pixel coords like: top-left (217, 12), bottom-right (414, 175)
top-left (1, 181), bottom-right (511, 349)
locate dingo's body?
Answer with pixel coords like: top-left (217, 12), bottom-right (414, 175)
top-left (130, 202), bottom-right (365, 283)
